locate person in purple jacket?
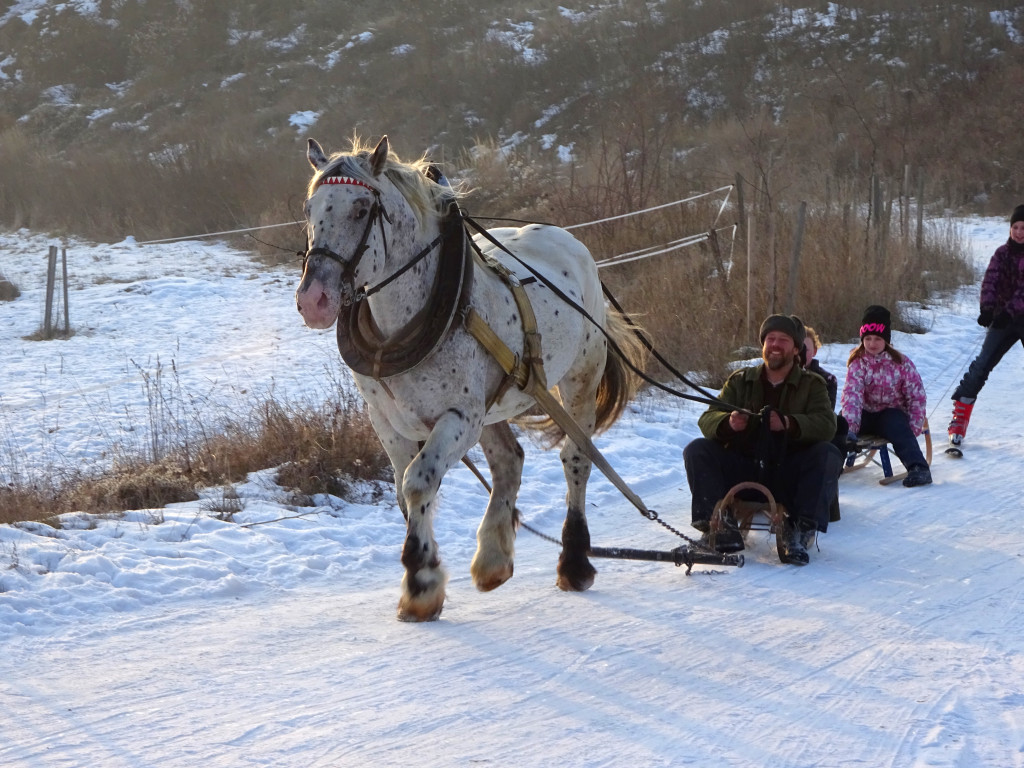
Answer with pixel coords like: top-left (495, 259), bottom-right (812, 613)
top-left (947, 204), bottom-right (1024, 455)
top-left (840, 305), bottom-right (932, 487)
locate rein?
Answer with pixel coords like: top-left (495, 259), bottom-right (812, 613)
top-left (460, 213), bottom-right (751, 417)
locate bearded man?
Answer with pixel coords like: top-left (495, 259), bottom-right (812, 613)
top-left (682, 314), bottom-right (840, 565)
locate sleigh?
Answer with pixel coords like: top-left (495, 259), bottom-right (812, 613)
top-left (842, 418), bottom-right (931, 485)
top-left (706, 481), bottom-right (798, 560)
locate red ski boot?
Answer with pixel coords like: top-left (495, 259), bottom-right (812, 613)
top-left (946, 397), bottom-right (975, 457)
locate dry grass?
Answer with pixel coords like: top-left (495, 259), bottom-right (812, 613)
top-left (0, 387), bottom-right (391, 527)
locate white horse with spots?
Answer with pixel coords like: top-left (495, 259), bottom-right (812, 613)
top-left (295, 136), bottom-right (645, 621)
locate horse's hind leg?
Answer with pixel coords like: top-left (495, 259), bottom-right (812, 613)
top-left (398, 407), bottom-right (483, 622)
top-left (557, 438), bottom-right (597, 591)
top-left (471, 421), bottom-right (523, 592)
top-left (555, 370), bottom-right (601, 592)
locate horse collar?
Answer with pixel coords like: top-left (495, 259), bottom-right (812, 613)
top-left (336, 200), bottom-right (474, 380)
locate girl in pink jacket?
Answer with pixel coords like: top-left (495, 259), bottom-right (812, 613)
top-left (840, 305), bottom-right (931, 487)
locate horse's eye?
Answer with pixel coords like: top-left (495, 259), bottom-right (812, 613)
top-left (355, 208), bottom-right (368, 220)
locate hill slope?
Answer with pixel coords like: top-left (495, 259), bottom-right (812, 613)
top-left (1, 1), bottom-right (1024, 239)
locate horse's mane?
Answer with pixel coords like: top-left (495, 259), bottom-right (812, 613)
top-left (307, 137), bottom-right (463, 229)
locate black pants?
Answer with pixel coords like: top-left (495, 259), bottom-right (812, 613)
top-left (683, 438), bottom-right (841, 533)
top-left (953, 324), bottom-right (1024, 401)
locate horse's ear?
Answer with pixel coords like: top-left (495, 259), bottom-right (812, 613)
top-left (370, 135), bottom-right (389, 177)
top-left (307, 139), bottom-right (329, 171)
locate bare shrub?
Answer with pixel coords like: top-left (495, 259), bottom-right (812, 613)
top-left (0, 277), bottom-right (19, 301)
top-left (0, 380), bottom-right (389, 526)
top-left (203, 486), bottom-right (245, 522)
top-left (77, 462), bottom-right (201, 512)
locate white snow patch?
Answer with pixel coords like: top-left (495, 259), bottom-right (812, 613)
top-left (1, 217), bottom-right (1022, 766)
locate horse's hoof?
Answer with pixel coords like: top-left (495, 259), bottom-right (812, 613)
top-left (397, 569), bottom-right (448, 621)
top-left (555, 567), bottom-right (596, 592)
top-left (471, 562), bottom-right (514, 592)
top-left (470, 551), bottom-right (514, 592)
top-left (556, 553), bottom-right (596, 592)
top-left (396, 603), bottom-right (443, 622)
top-left (555, 574), bottom-right (595, 592)
top-left (396, 591), bottom-right (445, 621)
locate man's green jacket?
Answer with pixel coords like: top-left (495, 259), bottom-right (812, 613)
top-left (698, 363), bottom-right (837, 453)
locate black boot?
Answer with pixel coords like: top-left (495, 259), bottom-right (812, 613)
top-left (902, 464), bottom-right (932, 487)
top-left (776, 519), bottom-right (809, 566)
top-left (699, 527), bottom-right (745, 554)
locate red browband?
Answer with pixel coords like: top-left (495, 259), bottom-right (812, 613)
top-left (319, 175), bottom-right (374, 191)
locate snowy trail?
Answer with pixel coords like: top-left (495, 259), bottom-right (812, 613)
top-left (2, 221), bottom-right (1024, 766)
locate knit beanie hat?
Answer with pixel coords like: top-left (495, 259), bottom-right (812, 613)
top-left (759, 314), bottom-right (806, 348)
top-left (1010, 204), bottom-right (1024, 226)
top-left (859, 305), bottom-right (891, 344)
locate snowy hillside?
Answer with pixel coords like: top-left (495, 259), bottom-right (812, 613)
top-left (1, 218), bottom-right (1023, 767)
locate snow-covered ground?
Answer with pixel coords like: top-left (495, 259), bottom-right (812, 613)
top-left (1, 218), bottom-right (1022, 767)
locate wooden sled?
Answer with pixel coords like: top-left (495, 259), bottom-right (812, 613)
top-left (708, 481), bottom-right (793, 557)
top-left (842, 417), bottom-right (931, 485)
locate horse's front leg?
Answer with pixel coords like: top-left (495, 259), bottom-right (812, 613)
top-left (471, 421), bottom-right (523, 592)
top-left (364, 401), bottom-right (419, 522)
top-left (398, 407), bottom-right (483, 622)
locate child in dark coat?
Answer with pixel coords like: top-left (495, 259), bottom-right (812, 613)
top-left (947, 204), bottom-right (1024, 454)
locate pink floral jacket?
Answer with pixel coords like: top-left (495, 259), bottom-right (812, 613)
top-left (840, 351), bottom-right (927, 436)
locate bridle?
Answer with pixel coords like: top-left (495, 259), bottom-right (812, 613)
top-left (301, 170), bottom-right (473, 381)
top-left (302, 174), bottom-right (443, 308)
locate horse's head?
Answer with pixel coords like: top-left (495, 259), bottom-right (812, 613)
top-left (295, 136), bottom-right (393, 329)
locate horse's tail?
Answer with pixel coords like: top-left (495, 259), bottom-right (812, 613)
top-left (593, 307), bottom-right (647, 434)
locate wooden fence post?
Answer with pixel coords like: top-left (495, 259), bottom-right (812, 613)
top-left (916, 170), bottom-right (925, 251)
top-left (767, 210), bottom-right (777, 315)
top-left (44, 245), bottom-right (57, 339)
top-left (902, 164), bottom-right (911, 243)
top-left (61, 247), bottom-right (70, 336)
top-left (735, 172), bottom-right (746, 241)
top-left (747, 212), bottom-right (755, 343)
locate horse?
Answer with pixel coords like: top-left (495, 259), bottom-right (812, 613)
top-left (294, 135), bottom-right (646, 621)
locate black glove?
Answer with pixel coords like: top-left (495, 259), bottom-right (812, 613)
top-left (844, 432), bottom-right (860, 454)
top-left (992, 311), bottom-right (1012, 329)
top-left (977, 308), bottom-right (994, 327)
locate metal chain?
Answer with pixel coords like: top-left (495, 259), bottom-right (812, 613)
top-left (640, 508), bottom-right (705, 549)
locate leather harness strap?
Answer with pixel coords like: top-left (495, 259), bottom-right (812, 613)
top-left (465, 255), bottom-right (546, 411)
top-left (464, 267), bottom-right (653, 517)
